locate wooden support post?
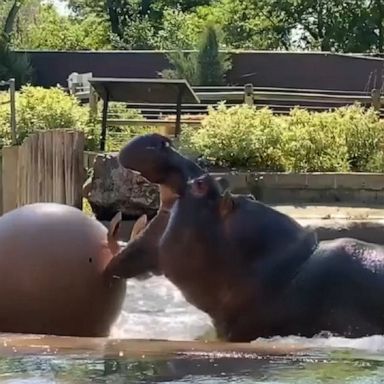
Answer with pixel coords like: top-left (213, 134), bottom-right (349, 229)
top-left (89, 85), bottom-right (98, 120)
top-left (9, 78), bottom-right (16, 145)
top-left (100, 92), bottom-right (109, 151)
top-left (371, 88), bottom-right (381, 111)
top-left (175, 86), bottom-right (184, 137)
top-left (244, 83), bottom-right (254, 106)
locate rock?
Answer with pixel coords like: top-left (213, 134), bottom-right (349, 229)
top-left (84, 153), bottom-right (159, 221)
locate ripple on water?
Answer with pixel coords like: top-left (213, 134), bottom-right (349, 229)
top-left (3, 275), bottom-right (384, 383)
top-left (110, 276), bottom-right (213, 340)
top-left (110, 277), bottom-right (384, 356)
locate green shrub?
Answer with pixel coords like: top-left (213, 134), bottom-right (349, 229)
top-left (0, 85), bottom-right (96, 148)
top-left (335, 104), bottom-right (384, 171)
top-left (180, 103), bottom-right (384, 172)
top-left (15, 85), bottom-right (91, 143)
top-left (181, 103), bottom-right (285, 170)
top-left (281, 108), bottom-right (349, 172)
top-left (0, 91), bottom-right (12, 147)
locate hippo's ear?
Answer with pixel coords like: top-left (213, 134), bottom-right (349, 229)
top-left (108, 211), bottom-right (122, 241)
top-left (219, 190), bottom-right (235, 218)
top-left (131, 214), bottom-right (148, 240)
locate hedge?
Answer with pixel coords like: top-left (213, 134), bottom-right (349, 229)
top-left (179, 103), bottom-right (384, 172)
top-left (0, 85), bottom-right (153, 152)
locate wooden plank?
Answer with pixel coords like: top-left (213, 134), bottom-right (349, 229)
top-left (73, 131), bottom-right (85, 209)
top-left (2, 146), bottom-right (19, 213)
top-left (16, 140), bottom-right (25, 207)
top-left (97, 119), bottom-right (202, 127)
top-left (44, 131), bottom-right (53, 202)
top-left (64, 132), bottom-right (72, 205)
top-left (31, 133), bottom-right (39, 204)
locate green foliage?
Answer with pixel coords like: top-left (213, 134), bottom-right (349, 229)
top-left (161, 23), bottom-right (231, 86)
top-left (196, 24), bottom-right (231, 85)
top-left (13, 85), bottom-right (90, 143)
top-left (266, 0), bottom-right (383, 52)
top-left (181, 104), bottom-right (285, 170)
top-left (0, 86), bottom-right (156, 152)
top-left (180, 103), bottom-right (384, 172)
top-left (281, 108), bottom-right (349, 172)
top-left (13, 4), bottom-right (111, 50)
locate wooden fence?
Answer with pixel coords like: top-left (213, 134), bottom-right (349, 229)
top-left (63, 73), bottom-right (384, 145)
top-left (1, 130), bottom-right (84, 214)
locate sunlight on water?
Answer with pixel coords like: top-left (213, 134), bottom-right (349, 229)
top-left (2, 276), bottom-right (384, 383)
top-left (110, 276), bottom-right (214, 340)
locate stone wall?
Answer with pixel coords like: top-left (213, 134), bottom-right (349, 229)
top-left (215, 172), bottom-right (384, 205)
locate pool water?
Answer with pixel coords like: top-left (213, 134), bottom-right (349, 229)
top-left (2, 276), bottom-right (384, 383)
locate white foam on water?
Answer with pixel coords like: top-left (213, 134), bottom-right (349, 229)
top-left (110, 276), bottom-right (384, 355)
top-left (254, 335), bottom-right (384, 354)
top-left (110, 276), bottom-right (213, 340)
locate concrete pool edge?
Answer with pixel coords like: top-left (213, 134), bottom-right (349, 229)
top-left (0, 334), bottom-right (315, 359)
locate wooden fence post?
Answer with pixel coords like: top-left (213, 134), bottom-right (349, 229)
top-left (2, 146), bottom-right (19, 214)
top-left (371, 88), bottom-right (382, 111)
top-left (9, 78), bottom-right (17, 145)
top-left (89, 85), bottom-right (98, 120)
top-left (244, 83), bottom-right (254, 106)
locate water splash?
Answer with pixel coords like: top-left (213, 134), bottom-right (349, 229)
top-left (110, 276), bottom-right (384, 357)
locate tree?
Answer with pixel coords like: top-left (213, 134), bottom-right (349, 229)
top-left (13, 4), bottom-right (111, 50)
top-left (67, 0), bottom-right (215, 48)
top-left (196, 23), bottom-right (231, 85)
top-left (161, 23), bottom-right (231, 86)
top-left (265, 0), bottom-right (383, 53)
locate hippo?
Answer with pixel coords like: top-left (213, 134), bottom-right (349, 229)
top-left (107, 133), bottom-right (384, 342)
top-left (106, 134), bottom-right (229, 279)
top-left (0, 203), bottom-right (126, 337)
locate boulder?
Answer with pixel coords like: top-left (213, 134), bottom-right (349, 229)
top-left (84, 153), bottom-right (159, 221)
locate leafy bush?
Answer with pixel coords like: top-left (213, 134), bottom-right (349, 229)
top-left (0, 85), bottom-right (93, 147)
top-left (0, 86), bottom-right (156, 152)
top-left (180, 103), bottom-right (384, 172)
top-left (15, 85), bottom-right (90, 142)
top-left (335, 105), bottom-right (384, 171)
top-left (281, 108), bottom-right (349, 172)
top-left (180, 103), bottom-right (285, 170)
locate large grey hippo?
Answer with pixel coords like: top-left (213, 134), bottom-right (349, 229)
top-left (107, 133), bottom-right (384, 341)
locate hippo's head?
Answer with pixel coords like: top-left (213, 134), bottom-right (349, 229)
top-left (119, 133), bottom-right (204, 194)
top-left (184, 174), bottom-right (237, 220)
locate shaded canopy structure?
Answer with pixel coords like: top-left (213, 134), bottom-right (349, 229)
top-left (89, 78), bottom-right (200, 151)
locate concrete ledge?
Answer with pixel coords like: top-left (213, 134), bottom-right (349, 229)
top-left (211, 172), bottom-right (384, 204)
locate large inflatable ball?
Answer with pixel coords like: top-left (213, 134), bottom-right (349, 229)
top-left (0, 203), bottom-right (126, 337)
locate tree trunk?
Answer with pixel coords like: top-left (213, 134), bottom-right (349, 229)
top-left (377, 0), bottom-right (384, 53)
top-left (3, 0), bottom-right (23, 36)
top-left (106, 0), bottom-right (123, 39)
